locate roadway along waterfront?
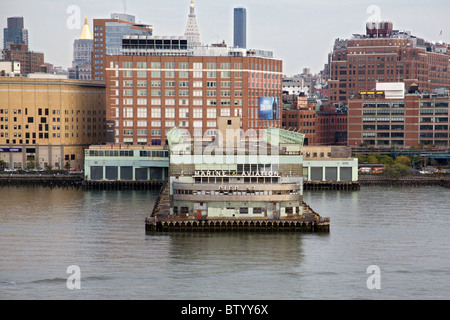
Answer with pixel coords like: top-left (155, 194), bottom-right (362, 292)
top-left (0, 184), bottom-right (449, 299)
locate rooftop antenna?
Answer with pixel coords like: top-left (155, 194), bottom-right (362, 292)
top-left (123, 0), bottom-right (127, 13)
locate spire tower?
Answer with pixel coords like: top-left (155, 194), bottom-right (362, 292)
top-left (184, 0), bottom-right (201, 49)
top-left (79, 16), bottom-right (93, 40)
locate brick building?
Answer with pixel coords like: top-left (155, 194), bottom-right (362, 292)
top-left (0, 76), bottom-right (106, 170)
top-left (328, 22), bottom-right (450, 106)
top-left (104, 46), bottom-right (283, 146)
top-left (282, 99), bottom-right (347, 146)
top-left (2, 44), bottom-right (44, 74)
top-left (348, 85), bottom-right (450, 147)
top-left (92, 13), bottom-right (153, 80)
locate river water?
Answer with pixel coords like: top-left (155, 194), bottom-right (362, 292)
top-left (0, 185), bottom-right (449, 300)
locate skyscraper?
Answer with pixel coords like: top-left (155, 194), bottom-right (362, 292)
top-left (3, 16), bottom-right (28, 50)
top-left (69, 17), bottom-right (93, 80)
top-left (233, 7), bottom-right (246, 49)
top-left (184, 0), bottom-right (201, 49)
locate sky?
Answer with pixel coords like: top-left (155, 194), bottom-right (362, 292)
top-left (1, 0), bottom-right (450, 76)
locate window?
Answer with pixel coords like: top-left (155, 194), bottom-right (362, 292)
top-left (137, 70), bottom-right (146, 78)
top-left (136, 62), bottom-right (147, 69)
top-left (221, 108), bottom-right (231, 116)
top-left (122, 61), bottom-right (133, 68)
top-left (207, 108), bottom-right (216, 118)
top-left (137, 90), bottom-right (147, 96)
top-left (151, 108), bottom-right (161, 118)
top-left (193, 108), bottom-right (203, 118)
top-left (151, 71), bottom-right (161, 77)
top-left (179, 62), bottom-right (189, 69)
top-left (137, 108), bottom-right (147, 118)
top-left (165, 120), bottom-right (175, 127)
top-left (151, 99), bottom-right (161, 105)
top-left (137, 129), bottom-right (147, 136)
top-left (165, 108), bottom-right (175, 118)
top-left (123, 129), bottom-right (133, 135)
top-left (123, 108), bottom-right (133, 118)
top-left (179, 108), bottom-right (189, 118)
top-left (151, 129), bottom-right (161, 136)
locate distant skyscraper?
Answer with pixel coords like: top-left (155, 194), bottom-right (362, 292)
top-left (184, 0), bottom-right (201, 49)
top-left (69, 17), bottom-right (93, 80)
top-left (233, 7), bottom-right (246, 48)
top-left (3, 16), bottom-right (28, 50)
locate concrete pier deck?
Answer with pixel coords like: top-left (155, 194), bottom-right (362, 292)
top-left (145, 182), bottom-right (330, 233)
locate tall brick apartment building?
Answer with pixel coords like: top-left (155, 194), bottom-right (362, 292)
top-left (92, 13), bottom-right (153, 80)
top-left (328, 22), bottom-right (450, 106)
top-left (104, 46), bottom-right (282, 145)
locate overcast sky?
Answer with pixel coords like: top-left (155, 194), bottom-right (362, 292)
top-left (1, 0), bottom-right (449, 76)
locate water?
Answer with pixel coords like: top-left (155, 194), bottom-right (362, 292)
top-left (0, 185), bottom-right (449, 300)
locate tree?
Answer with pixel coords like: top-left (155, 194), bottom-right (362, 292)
top-left (367, 155), bottom-right (379, 164)
top-left (379, 155), bottom-right (394, 166)
top-left (356, 153), bottom-right (368, 164)
top-left (64, 162), bottom-right (71, 171)
top-left (395, 155), bottom-right (411, 167)
top-left (0, 159), bottom-right (6, 169)
top-left (383, 163), bottom-right (410, 178)
top-left (26, 160), bottom-right (39, 170)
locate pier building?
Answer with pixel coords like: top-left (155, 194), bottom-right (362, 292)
top-left (167, 117), bottom-right (305, 219)
top-left (84, 144), bottom-right (168, 181)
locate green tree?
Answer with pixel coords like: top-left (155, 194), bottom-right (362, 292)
top-left (379, 155), bottom-right (394, 166)
top-left (395, 155), bottom-right (411, 167)
top-left (26, 160), bottom-right (39, 170)
top-left (367, 155), bottom-right (379, 164)
top-left (383, 163), bottom-right (410, 178)
top-left (356, 153), bottom-right (368, 164)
